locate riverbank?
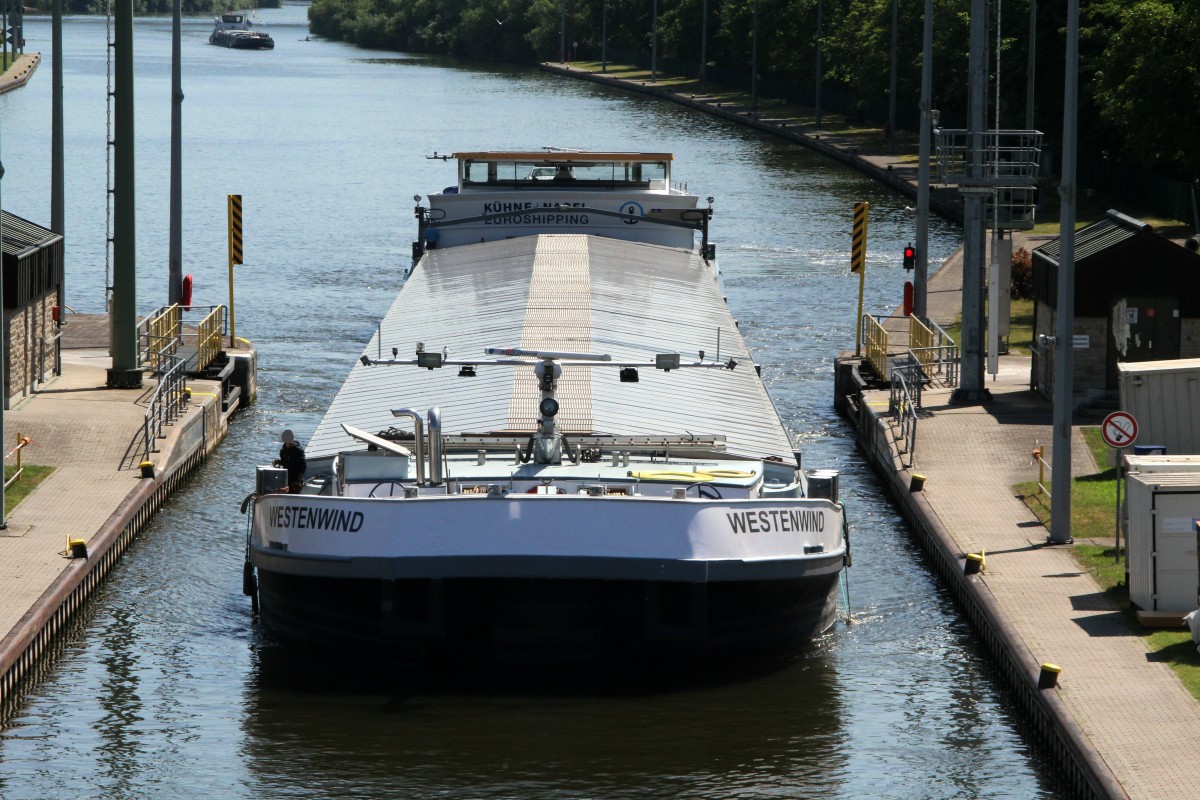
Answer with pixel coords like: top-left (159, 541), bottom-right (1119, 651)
top-left (0, 53), bottom-right (40, 95)
top-left (0, 318), bottom-right (254, 718)
top-left (539, 61), bottom-right (965, 222)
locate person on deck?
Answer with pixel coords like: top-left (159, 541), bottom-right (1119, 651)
top-left (275, 429), bottom-right (306, 491)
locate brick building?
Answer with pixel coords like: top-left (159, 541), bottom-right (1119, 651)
top-left (1030, 210), bottom-right (1200, 402)
top-left (2, 211), bottom-right (64, 409)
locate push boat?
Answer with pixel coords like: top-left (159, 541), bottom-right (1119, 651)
top-left (243, 151), bottom-right (849, 669)
top-left (209, 12), bottom-right (274, 49)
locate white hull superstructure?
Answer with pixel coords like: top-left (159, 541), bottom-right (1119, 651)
top-left (245, 151), bottom-right (847, 669)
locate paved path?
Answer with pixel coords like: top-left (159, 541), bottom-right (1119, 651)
top-left (0, 324), bottom-right (226, 683)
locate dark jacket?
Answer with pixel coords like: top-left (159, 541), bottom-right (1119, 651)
top-left (278, 441), bottom-right (306, 485)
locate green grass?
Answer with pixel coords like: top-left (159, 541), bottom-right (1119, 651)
top-left (938, 297), bottom-right (1032, 355)
top-left (4, 464), bottom-right (54, 509)
top-left (1014, 428), bottom-right (1200, 699)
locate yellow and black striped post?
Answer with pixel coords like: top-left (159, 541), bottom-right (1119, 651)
top-left (227, 194), bottom-right (243, 347)
top-left (851, 201), bottom-right (869, 356)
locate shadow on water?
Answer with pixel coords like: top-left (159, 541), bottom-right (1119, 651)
top-left (248, 628), bottom-right (840, 698)
top-left (243, 636), bottom-right (847, 798)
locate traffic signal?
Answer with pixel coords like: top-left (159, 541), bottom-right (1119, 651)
top-left (903, 243), bottom-right (916, 270)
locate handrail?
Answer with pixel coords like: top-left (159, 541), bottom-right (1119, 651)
top-left (141, 304), bottom-right (181, 374)
top-left (137, 303), bottom-right (229, 375)
top-left (3, 433), bottom-right (33, 490)
top-left (142, 356), bottom-right (189, 460)
top-left (906, 316), bottom-right (959, 388)
top-left (862, 314), bottom-right (889, 380)
top-left (889, 367), bottom-right (919, 467)
top-left (908, 315), bottom-right (937, 372)
top-left (195, 305), bottom-right (225, 373)
top-left (1032, 442), bottom-right (1051, 500)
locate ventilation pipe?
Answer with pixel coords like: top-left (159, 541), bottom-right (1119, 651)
top-left (427, 407), bottom-right (443, 485)
top-left (390, 408), bottom-right (426, 485)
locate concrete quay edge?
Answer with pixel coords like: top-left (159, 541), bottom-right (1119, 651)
top-left (0, 53), bottom-right (40, 95)
top-left (849, 393), bottom-right (1129, 800)
top-left (0, 348), bottom-right (255, 717)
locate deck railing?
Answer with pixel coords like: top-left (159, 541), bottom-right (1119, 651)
top-left (862, 314), bottom-right (889, 380)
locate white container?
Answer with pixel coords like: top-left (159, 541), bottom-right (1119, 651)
top-left (1124, 470), bottom-right (1200, 612)
top-left (1117, 358), bottom-right (1200, 455)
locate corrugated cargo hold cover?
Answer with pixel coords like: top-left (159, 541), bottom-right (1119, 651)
top-left (307, 234), bottom-right (796, 463)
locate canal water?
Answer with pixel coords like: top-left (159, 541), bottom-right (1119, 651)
top-left (0, 4), bottom-right (1058, 797)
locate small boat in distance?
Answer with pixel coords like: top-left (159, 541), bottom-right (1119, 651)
top-left (209, 11), bottom-right (274, 50)
top-left (243, 150), bottom-right (849, 675)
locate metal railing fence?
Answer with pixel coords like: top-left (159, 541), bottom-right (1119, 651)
top-left (143, 356), bottom-right (189, 460)
top-left (195, 305), bottom-right (225, 373)
top-left (862, 314), bottom-right (889, 380)
top-left (141, 304), bottom-right (181, 374)
top-left (3, 433), bottom-right (33, 490)
top-left (889, 366), bottom-right (919, 467)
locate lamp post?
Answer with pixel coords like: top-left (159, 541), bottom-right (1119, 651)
top-left (750, 0), bottom-right (758, 112)
top-left (651, 0), bottom-right (658, 82)
top-left (601, 0), bottom-right (608, 72)
top-left (815, 0), bottom-right (822, 127)
top-left (699, 0), bottom-right (708, 90)
top-left (168, 0), bottom-right (183, 305)
top-left (1049, 0), bottom-right (1080, 545)
top-left (888, 0), bottom-right (897, 155)
top-left (914, 0), bottom-right (932, 320)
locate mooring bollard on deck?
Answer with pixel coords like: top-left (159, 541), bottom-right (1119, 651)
top-left (964, 552), bottom-right (985, 575)
top-left (910, 473), bottom-right (926, 492)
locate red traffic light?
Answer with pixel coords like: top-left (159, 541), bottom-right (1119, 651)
top-left (903, 244), bottom-right (916, 270)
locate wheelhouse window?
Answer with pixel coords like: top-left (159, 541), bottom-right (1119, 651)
top-left (460, 158), bottom-right (670, 189)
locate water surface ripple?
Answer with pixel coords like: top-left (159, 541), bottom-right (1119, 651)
top-left (0, 6), bottom-right (1055, 797)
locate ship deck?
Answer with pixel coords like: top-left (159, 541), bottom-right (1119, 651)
top-left (306, 233), bottom-right (795, 463)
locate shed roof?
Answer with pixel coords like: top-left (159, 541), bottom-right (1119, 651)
top-left (1034, 209), bottom-right (1155, 265)
top-left (1, 211), bottom-right (61, 259)
top-left (306, 234), bottom-right (796, 463)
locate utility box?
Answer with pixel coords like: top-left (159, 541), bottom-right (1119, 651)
top-left (1124, 459), bottom-right (1200, 613)
top-left (1117, 358), bottom-right (1200, 455)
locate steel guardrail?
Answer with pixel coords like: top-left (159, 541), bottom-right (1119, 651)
top-left (142, 356), bottom-right (189, 460)
top-left (862, 314), bottom-right (889, 380)
top-left (889, 365), bottom-right (920, 467)
top-left (139, 304), bottom-right (181, 375)
top-left (194, 305), bottom-right (225, 373)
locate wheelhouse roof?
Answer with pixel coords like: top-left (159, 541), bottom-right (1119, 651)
top-left (452, 152), bottom-right (674, 163)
